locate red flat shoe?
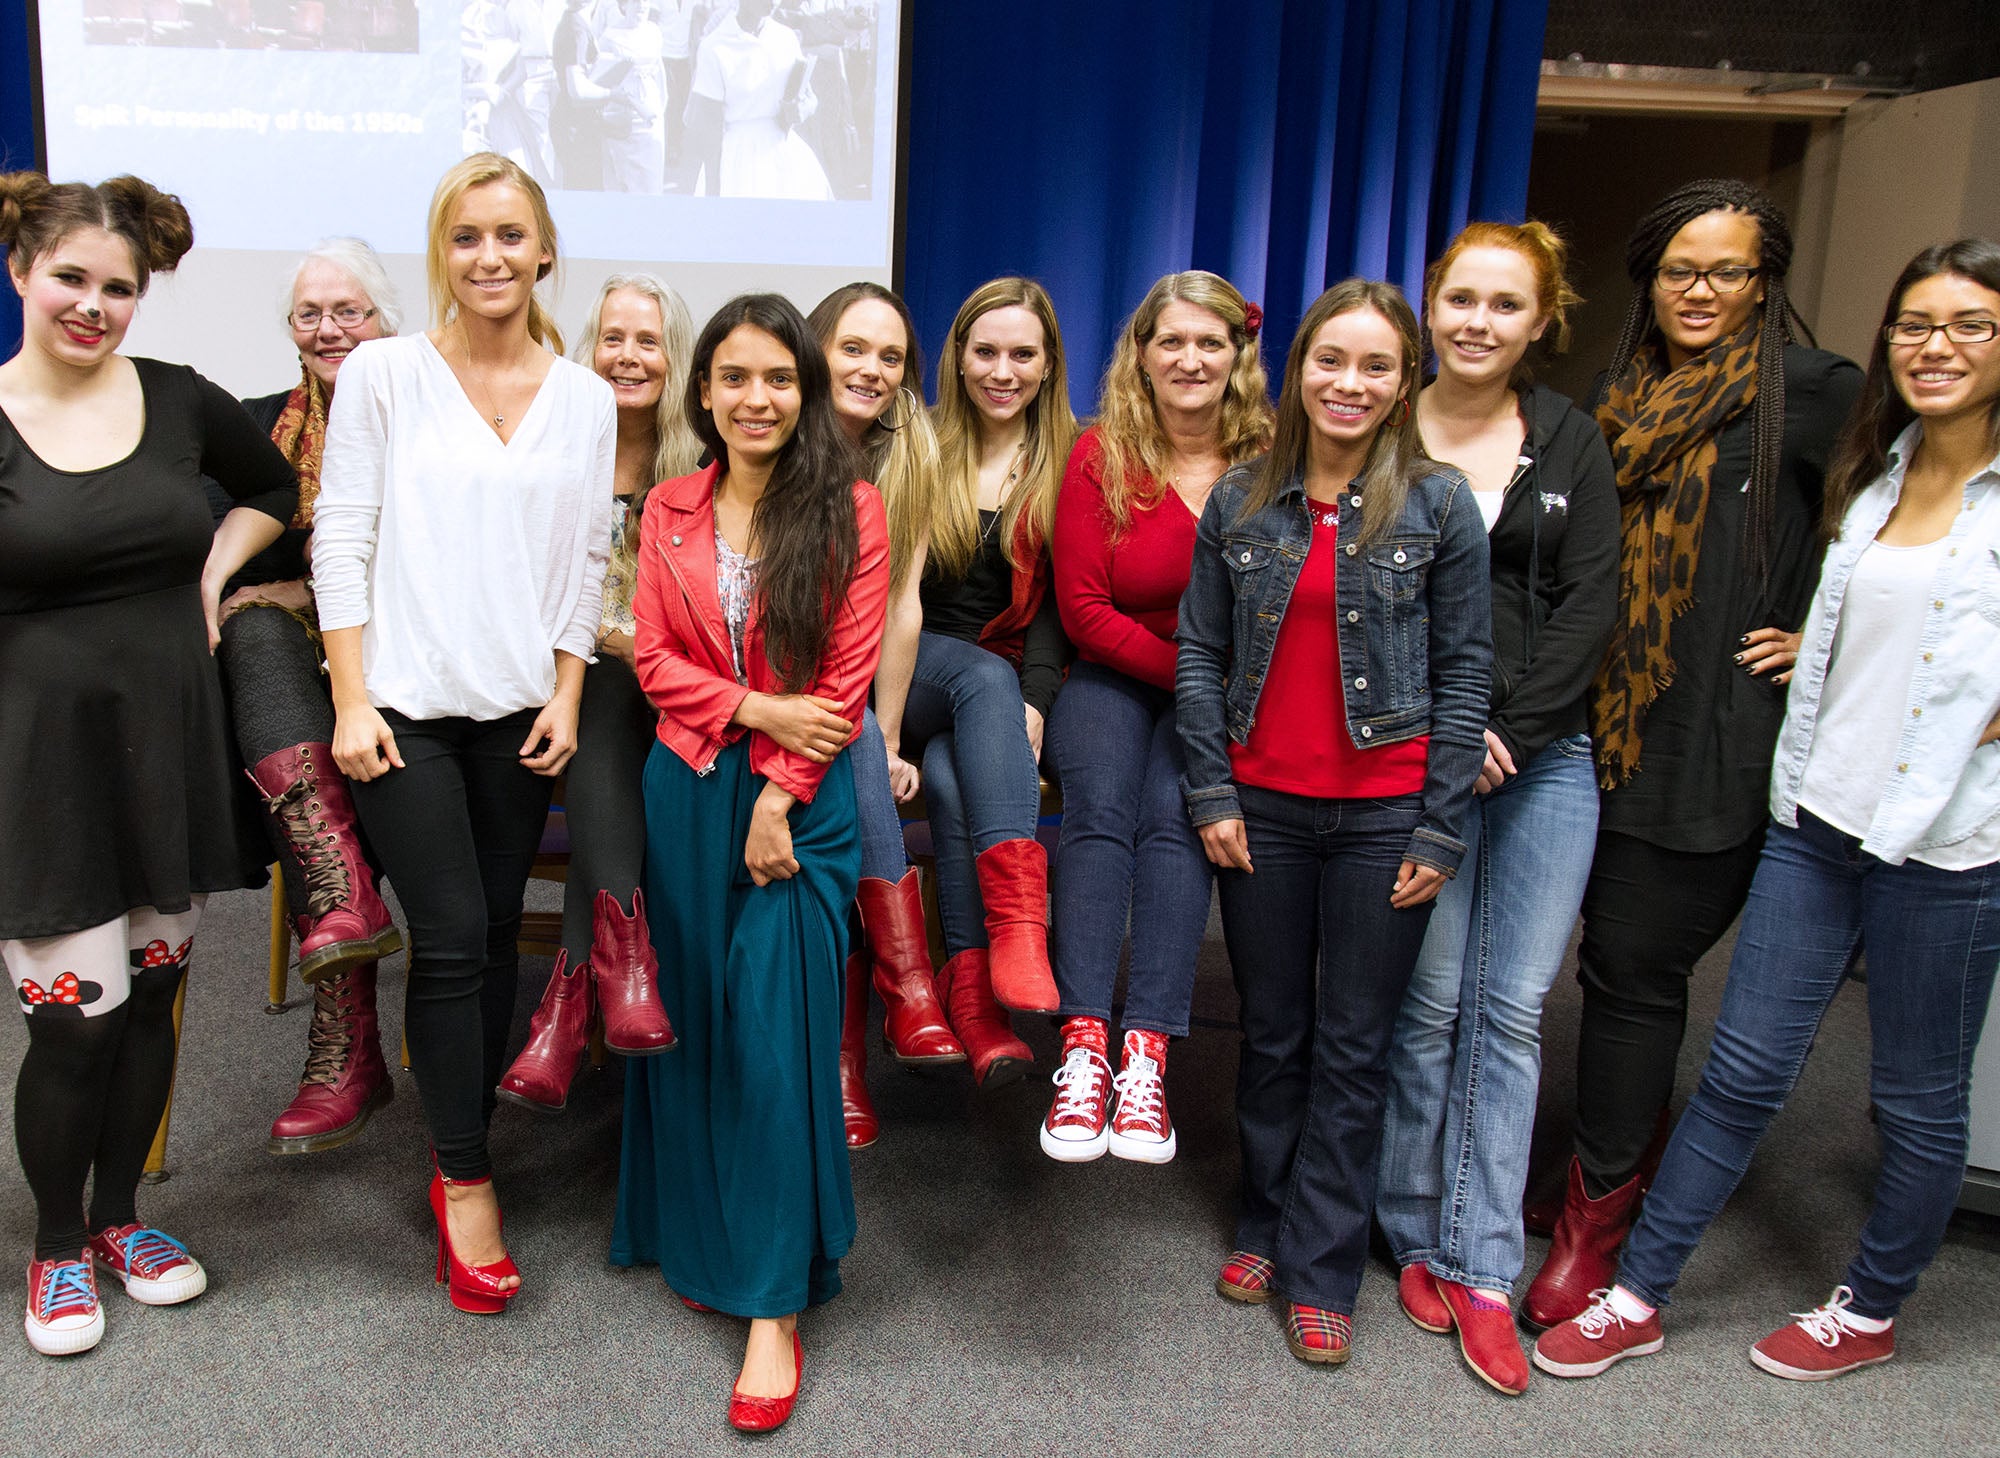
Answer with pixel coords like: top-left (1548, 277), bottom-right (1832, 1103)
top-left (1437, 1279), bottom-right (1530, 1395)
top-left (428, 1170), bottom-right (520, 1315)
top-left (729, 1329), bottom-right (802, 1433)
top-left (1399, 1264), bottom-right (1453, 1334)
top-left (680, 1295), bottom-right (715, 1314)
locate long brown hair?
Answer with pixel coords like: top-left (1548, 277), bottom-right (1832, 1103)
top-left (423, 152), bottom-right (563, 354)
top-left (1241, 279), bottom-right (1429, 548)
top-left (0, 170), bottom-right (193, 289)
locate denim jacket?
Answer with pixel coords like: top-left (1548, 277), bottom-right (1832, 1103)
top-left (1175, 460), bottom-right (1493, 875)
top-left (1769, 424), bottom-right (2000, 865)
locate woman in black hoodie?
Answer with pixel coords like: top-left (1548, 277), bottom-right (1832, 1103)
top-left (1376, 222), bottom-right (1620, 1395)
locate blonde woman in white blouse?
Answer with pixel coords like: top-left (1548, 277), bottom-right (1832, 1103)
top-left (313, 153), bottom-right (614, 1314)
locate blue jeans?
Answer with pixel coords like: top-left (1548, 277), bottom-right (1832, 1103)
top-left (1220, 785), bottom-right (1434, 1315)
top-left (1046, 661), bottom-right (1211, 1036)
top-left (903, 632), bottom-right (1040, 957)
top-left (850, 707), bottom-right (910, 884)
top-left (1376, 735), bottom-right (1599, 1290)
top-left (1618, 811), bottom-right (2000, 1320)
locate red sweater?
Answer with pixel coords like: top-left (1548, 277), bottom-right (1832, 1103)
top-left (1051, 428), bottom-right (1199, 692)
top-left (1230, 504), bottom-right (1427, 799)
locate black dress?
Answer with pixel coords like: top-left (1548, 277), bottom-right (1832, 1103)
top-left (0, 359), bottom-right (298, 939)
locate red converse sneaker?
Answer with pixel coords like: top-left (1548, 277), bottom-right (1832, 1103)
top-left (87, 1224), bottom-right (207, 1306)
top-left (24, 1258), bottom-right (103, 1356)
top-left (1109, 1029), bottom-right (1176, 1163)
top-left (1532, 1290), bottom-right (1664, 1378)
top-left (1039, 1018), bottom-right (1111, 1162)
top-left (1216, 1250), bottom-right (1275, 1304)
top-left (1285, 1303), bottom-right (1353, 1365)
top-left (1749, 1287), bottom-right (1896, 1381)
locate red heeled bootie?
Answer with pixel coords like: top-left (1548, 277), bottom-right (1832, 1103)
top-left (1522, 1158), bottom-right (1643, 1330)
top-left (496, 951), bottom-right (597, 1112)
top-left (855, 871), bottom-right (964, 1066)
top-left (935, 949), bottom-right (1032, 1088)
top-left (590, 889), bottom-right (678, 1055)
top-left (247, 743), bottom-right (403, 983)
top-left (268, 959), bottom-right (392, 1154)
top-left (972, 839), bottom-right (1057, 1012)
top-left (428, 1170), bottom-right (520, 1315)
top-left (840, 952), bottom-right (880, 1149)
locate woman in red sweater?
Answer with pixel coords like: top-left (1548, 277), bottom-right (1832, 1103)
top-left (1041, 272), bottom-right (1271, 1163)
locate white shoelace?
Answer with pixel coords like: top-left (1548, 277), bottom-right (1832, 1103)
top-left (1049, 1047), bottom-right (1108, 1122)
top-left (1575, 1290), bottom-right (1630, 1339)
top-left (1113, 1053), bottom-right (1165, 1130)
top-left (1791, 1285), bottom-right (1877, 1347)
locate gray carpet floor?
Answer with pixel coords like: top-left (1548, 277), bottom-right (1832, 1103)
top-left (4, 882), bottom-right (1997, 1457)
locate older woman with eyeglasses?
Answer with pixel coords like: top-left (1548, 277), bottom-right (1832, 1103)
top-left (208, 238), bottom-right (408, 1158)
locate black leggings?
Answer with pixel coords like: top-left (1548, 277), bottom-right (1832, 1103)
top-left (1572, 825), bottom-right (1767, 1193)
top-left (349, 709), bottom-right (553, 1181)
top-left (216, 604), bottom-right (333, 764)
top-left (558, 655), bottom-right (655, 965)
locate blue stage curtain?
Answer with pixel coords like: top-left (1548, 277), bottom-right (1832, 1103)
top-left (1, 0), bottom-right (35, 353)
top-left (904, 0), bottom-right (1548, 406)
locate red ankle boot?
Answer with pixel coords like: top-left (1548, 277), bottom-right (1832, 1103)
top-left (855, 870), bottom-right (964, 1066)
top-left (267, 960), bottom-right (392, 1154)
top-left (496, 951), bottom-right (596, 1112)
top-left (248, 743), bottom-right (403, 983)
top-left (972, 839), bottom-right (1057, 1012)
top-left (935, 949), bottom-right (1032, 1088)
top-left (1522, 1158), bottom-right (1644, 1330)
top-left (840, 952), bottom-right (879, 1148)
top-left (590, 889), bottom-right (678, 1055)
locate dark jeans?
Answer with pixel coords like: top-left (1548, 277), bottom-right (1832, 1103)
top-left (1046, 660), bottom-right (1211, 1036)
top-left (350, 708), bottom-right (554, 1181)
top-left (1220, 785), bottom-right (1433, 1314)
top-left (1572, 825), bottom-right (1767, 1192)
top-left (559, 655), bottom-right (655, 965)
top-left (850, 707), bottom-right (911, 884)
top-left (1619, 812), bottom-right (2000, 1319)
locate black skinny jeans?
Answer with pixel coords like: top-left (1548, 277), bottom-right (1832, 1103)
top-left (1572, 825), bottom-right (1767, 1194)
top-left (558, 655), bottom-right (655, 966)
top-left (349, 708), bottom-right (553, 1180)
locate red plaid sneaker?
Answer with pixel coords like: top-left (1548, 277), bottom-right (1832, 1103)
top-left (1109, 1029), bottom-right (1176, 1163)
top-left (1749, 1287), bottom-right (1896, 1381)
top-left (1039, 1020), bottom-right (1112, 1163)
top-left (1532, 1290), bottom-right (1664, 1378)
top-left (1216, 1250), bottom-right (1274, 1304)
top-left (88, 1224), bottom-right (207, 1306)
top-left (24, 1257), bottom-right (104, 1356)
top-left (1285, 1303), bottom-right (1353, 1365)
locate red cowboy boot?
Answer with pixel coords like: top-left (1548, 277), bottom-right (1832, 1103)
top-left (267, 960), bottom-right (392, 1154)
top-left (246, 743), bottom-right (402, 984)
top-left (935, 949), bottom-right (1033, 1088)
top-left (972, 839), bottom-right (1058, 1013)
top-left (855, 870), bottom-right (964, 1066)
top-left (495, 951), bottom-right (597, 1113)
top-left (840, 952), bottom-right (879, 1149)
top-left (590, 889), bottom-right (678, 1055)
top-left (1522, 1158), bottom-right (1645, 1330)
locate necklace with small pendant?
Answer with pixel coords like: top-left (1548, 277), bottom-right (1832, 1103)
top-left (459, 333), bottom-right (510, 432)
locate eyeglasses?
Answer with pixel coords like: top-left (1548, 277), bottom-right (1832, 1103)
top-left (289, 306), bottom-right (377, 331)
top-left (1881, 318), bottom-right (1999, 347)
top-left (1654, 265), bottom-right (1761, 295)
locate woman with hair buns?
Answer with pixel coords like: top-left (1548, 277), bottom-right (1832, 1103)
top-left (1039, 270), bottom-right (1271, 1165)
top-left (1373, 221), bottom-right (1619, 1395)
top-left (1523, 179), bottom-right (1862, 1331)
top-left (312, 153), bottom-right (615, 1314)
top-left (0, 170), bottom-right (297, 1356)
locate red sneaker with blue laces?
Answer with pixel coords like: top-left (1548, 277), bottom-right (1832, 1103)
top-left (88, 1224), bottom-right (207, 1306)
top-left (25, 1257), bottom-right (104, 1356)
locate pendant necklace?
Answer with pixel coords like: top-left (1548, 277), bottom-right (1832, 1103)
top-left (459, 332), bottom-right (509, 432)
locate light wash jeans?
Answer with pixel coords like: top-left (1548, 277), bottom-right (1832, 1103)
top-left (1376, 734), bottom-right (1599, 1291)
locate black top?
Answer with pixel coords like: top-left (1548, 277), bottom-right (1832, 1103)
top-left (206, 386), bottom-right (309, 590)
top-left (1599, 344), bottom-right (1864, 852)
top-left (919, 509), bottom-right (1068, 717)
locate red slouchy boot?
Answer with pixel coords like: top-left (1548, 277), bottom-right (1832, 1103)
top-left (972, 839), bottom-right (1058, 1013)
top-left (1522, 1158), bottom-right (1644, 1330)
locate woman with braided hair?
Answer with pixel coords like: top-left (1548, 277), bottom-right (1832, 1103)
top-left (1523, 179), bottom-right (1862, 1329)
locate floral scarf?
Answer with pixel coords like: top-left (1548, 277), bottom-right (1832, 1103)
top-left (269, 367), bottom-right (328, 529)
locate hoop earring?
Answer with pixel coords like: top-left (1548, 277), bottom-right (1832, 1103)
top-left (1396, 396), bottom-right (1412, 427)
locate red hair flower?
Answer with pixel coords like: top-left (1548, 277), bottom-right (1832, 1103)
top-left (1243, 303), bottom-right (1264, 339)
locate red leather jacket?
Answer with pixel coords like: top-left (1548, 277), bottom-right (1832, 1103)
top-left (633, 464), bottom-right (890, 803)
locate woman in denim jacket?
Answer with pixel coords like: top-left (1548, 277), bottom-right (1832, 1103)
top-left (1177, 278), bottom-right (1492, 1367)
top-left (1535, 239), bottom-right (2000, 1386)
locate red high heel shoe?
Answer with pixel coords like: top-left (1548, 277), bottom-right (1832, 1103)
top-left (729, 1329), bottom-right (803, 1433)
top-left (427, 1170), bottom-right (521, 1315)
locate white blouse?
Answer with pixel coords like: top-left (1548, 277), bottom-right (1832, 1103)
top-left (313, 334), bottom-right (616, 721)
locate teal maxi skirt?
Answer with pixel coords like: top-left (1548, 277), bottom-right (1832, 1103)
top-left (610, 738), bottom-right (859, 1316)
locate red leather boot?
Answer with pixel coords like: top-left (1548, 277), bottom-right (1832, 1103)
top-left (267, 960), bottom-right (392, 1154)
top-left (840, 952), bottom-right (879, 1148)
top-left (972, 839), bottom-right (1058, 1013)
top-left (935, 949), bottom-right (1033, 1088)
top-left (247, 743), bottom-right (403, 983)
top-left (590, 889), bottom-right (678, 1055)
top-left (496, 951), bottom-right (597, 1112)
top-left (855, 871), bottom-right (964, 1066)
top-left (1522, 1158), bottom-right (1644, 1330)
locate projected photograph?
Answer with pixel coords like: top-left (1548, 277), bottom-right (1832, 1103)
top-left (83, 0), bottom-right (417, 51)
top-left (463, 0), bottom-right (878, 199)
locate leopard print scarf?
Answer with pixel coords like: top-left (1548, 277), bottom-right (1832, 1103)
top-left (269, 367), bottom-right (328, 530)
top-left (1589, 328), bottom-right (1760, 789)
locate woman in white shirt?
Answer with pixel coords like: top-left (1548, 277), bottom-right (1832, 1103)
top-left (1534, 238), bottom-right (2000, 1385)
top-left (313, 152), bottom-right (615, 1315)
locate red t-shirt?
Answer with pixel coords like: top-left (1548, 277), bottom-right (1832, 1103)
top-left (1229, 503), bottom-right (1429, 799)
